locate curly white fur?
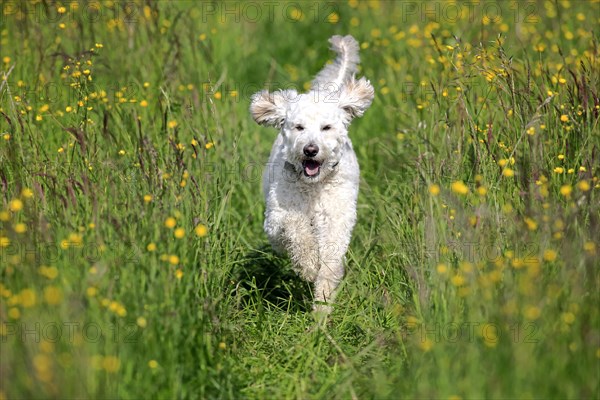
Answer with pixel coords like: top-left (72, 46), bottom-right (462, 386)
top-left (250, 35), bottom-right (374, 314)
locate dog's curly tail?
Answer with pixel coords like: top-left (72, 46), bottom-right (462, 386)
top-left (311, 35), bottom-right (361, 93)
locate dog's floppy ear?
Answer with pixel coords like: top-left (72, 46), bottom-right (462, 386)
top-left (338, 77), bottom-right (374, 121)
top-left (250, 89), bottom-right (297, 128)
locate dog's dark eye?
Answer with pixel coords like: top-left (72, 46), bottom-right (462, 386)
top-left (322, 125), bottom-right (332, 131)
top-left (295, 125), bottom-right (305, 131)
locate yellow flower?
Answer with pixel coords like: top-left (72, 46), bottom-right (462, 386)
top-left (38, 266), bottom-right (59, 280)
top-left (205, 142), bottom-right (214, 149)
top-left (168, 255), bottom-right (180, 265)
top-left (137, 317), bottom-right (147, 328)
top-left (543, 249), bottom-right (558, 262)
top-left (140, 100), bottom-right (148, 107)
top-left (554, 167), bottom-right (564, 174)
top-left (175, 269), bottom-right (183, 279)
top-left (418, 338), bottom-right (434, 352)
top-left (20, 289), bottom-right (36, 308)
top-left (213, 92), bottom-right (222, 100)
top-left (147, 243), bottom-right (157, 252)
top-left (498, 157), bottom-right (515, 167)
top-left (44, 286), bottom-right (63, 305)
top-left (451, 274), bottom-right (466, 286)
top-left (67, 233), bottom-right (83, 247)
top-left (524, 217), bottom-right (537, 231)
top-left (174, 228), bottom-right (185, 239)
top-left (559, 185), bottom-right (572, 197)
top-left (577, 180), bottom-right (590, 191)
top-left (164, 217), bottom-right (176, 229)
top-left (0, 237), bottom-right (10, 247)
top-left (406, 315), bottom-right (420, 329)
top-left (477, 186), bottom-right (487, 196)
top-left (168, 120), bottom-right (178, 129)
top-left (102, 356), bottom-right (120, 373)
top-left (327, 12), bottom-right (339, 24)
top-left (502, 168), bottom-right (514, 177)
top-left (21, 188), bottom-right (34, 198)
top-left (86, 287), bottom-right (98, 297)
top-left (116, 305), bottom-right (127, 317)
top-left (14, 223), bottom-right (27, 233)
top-left (8, 307), bottom-right (20, 319)
top-left (109, 301), bottom-right (119, 312)
top-left (450, 181), bottom-right (469, 195)
top-left (483, 327), bottom-right (499, 348)
top-left (560, 114), bottom-right (569, 122)
top-left (428, 184), bottom-right (440, 196)
top-left (524, 306), bottom-right (541, 320)
top-left (436, 263), bottom-right (448, 274)
top-left (9, 199), bottom-right (23, 212)
top-left (561, 312), bottom-right (576, 324)
top-left (148, 360), bottom-right (159, 369)
top-left (557, 154), bottom-right (565, 160)
top-left (583, 241), bottom-right (596, 254)
top-left (143, 194), bottom-right (153, 203)
top-left (195, 224), bottom-right (208, 237)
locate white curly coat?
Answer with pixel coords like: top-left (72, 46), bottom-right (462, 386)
top-left (250, 35), bottom-right (374, 313)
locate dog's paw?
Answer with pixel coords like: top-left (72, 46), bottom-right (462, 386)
top-left (312, 302), bottom-right (333, 317)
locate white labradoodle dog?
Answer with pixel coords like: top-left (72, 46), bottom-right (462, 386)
top-left (250, 35), bottom-right (374, 313)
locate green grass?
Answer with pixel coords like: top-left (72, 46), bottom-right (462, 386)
top-left (1, 1), bottom-right (599, 398)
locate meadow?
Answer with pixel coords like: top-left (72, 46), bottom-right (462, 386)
top-left (1, 0), bottom-right (599, 398)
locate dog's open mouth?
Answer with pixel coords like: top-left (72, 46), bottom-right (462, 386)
top-left (302, 160), bottom-right (321, 177)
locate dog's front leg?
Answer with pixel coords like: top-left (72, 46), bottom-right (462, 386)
top-left (312, 217), bottom-right (354, 314)
top-left (313, 258), bottom-right (345, 315)
top-left (273, 213), bottom-right (321, 282)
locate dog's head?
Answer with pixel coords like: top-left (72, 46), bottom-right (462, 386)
top-left (250, 78), bottom-right (374, 182)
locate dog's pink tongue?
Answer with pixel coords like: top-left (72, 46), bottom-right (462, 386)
top-left (304, 161), bottom-right (320, 176)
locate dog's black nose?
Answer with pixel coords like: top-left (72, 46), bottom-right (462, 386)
top-left (303, 143), bottom-right (319, 157)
